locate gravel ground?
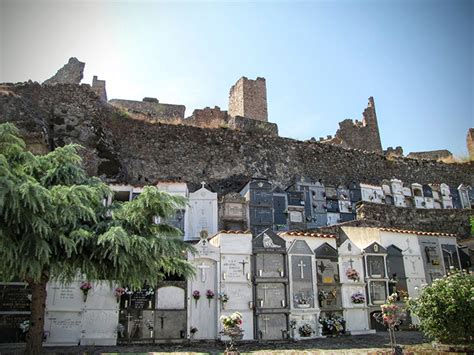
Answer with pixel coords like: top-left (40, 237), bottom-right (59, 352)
top-left (0, 331), bottom-right (439, 355)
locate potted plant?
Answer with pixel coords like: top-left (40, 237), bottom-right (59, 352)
top-left (277, 267), bottom-right (284, 277)
top-left (219, 312), bottom-right (244, 352)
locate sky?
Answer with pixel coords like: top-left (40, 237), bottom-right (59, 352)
top-left (1, 0), bottom-right (473, 157)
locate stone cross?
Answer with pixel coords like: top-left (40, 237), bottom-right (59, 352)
top-left (348, 258), bottom-right (354, 269)
top-left (51, 286), bottom-right (59, 305)
top-left (318, 261), bottom-right (326, 274)
top-left (298, 260), bottom-right (307, 278)
top-left (239, 259), bottom-right (248, 275)
top-left (158, 315), bottom-right (166, 329)
top-left (197, 262), bottom-right (210, 283)
top-left (262, 316), bottom-right (270, 333)
top-left (410, 259), bottom-right (417, 272)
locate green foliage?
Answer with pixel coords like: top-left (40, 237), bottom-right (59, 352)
top-left (406, 271), bottom-right (474, 344)
top-left (0, 122), bottom-right (194, 286)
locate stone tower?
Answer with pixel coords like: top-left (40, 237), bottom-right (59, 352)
top-left (467, 128), bottom-right (474, 160)
top-left (92, 75), bottom-right (107, 101)
top-left (361, 97), bottom-right (383, 153)
top-left (228, 76), bottom-right (268, 121)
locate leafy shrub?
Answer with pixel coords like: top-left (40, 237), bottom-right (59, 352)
top-left (406, 271), bottom-right (474, 344)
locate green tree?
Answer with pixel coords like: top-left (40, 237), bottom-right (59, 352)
top-left (406, 271), bottom-right (474, 344)
top-left (0, 122), bottom-right (194, 354)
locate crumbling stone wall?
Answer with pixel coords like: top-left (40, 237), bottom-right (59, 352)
top-left (228, 77), bottom-right (268, 122)
top-left (384, 146), bottom-right (404, 158)
top-left (1, 82), bottom-right (472, 196)
top-left (354, 202), bottom-right (473, 238)
top-left (43, 57), bottom-right (85, 85)
top-left (109, 98), bottom-right (185, 121)
top-left (321, 97), bottom-right (383, 154)
top-left (406, 149), bottom-right (453, 161)
top-left (186, 106), bottom-right (228, 128)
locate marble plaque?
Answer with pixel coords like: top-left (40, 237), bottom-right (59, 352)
top-left (0, 313), bottom-right (30, 343)
top-left (367, 255), bottom-right (385, 278)
top-left (222, 255), bottom-right (250, 281)
top-left (256, 253), bottom-right (285, 278)
top-left (154, 310), bottom-right (186, 339)
top-left (291, 256), bottom-right (314, 308)
top-left (84, 283), bottom-right (117, 310)
top-left (0, 284), bottom-right (31, 312)
top-left (44, 311), bottom-right (82, 344)
top-left (289, 211), bottom-right (303, 223)
top-left (156, 286), bottom-right (185, 309)
top-left (81, 309), bottom-right (118, 345)
top-left (257, 283), bottom-right (286, 309)
top-left (258, 313), bottom-right (287, 340)
top-left (222, 283), bottom-right (252, 310)
top-left (403, 255), bottom-right (425, 278)
top-left (344, 308), bottom-right (370, 332)
top-left (46, 282), bottom-right (83, 311)
top-left (369, 281), bottom-right (387, 305)
top-left (316, 259), bottom-right (339, 284)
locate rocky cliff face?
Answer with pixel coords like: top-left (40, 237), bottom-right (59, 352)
top-left (0, 81), bottom-right (473, 195)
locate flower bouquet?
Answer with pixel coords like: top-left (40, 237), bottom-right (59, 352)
top-left (114, 287), bottom-right (125, 303)
top-left (192, 290), bottom-right (200, 307)
top-left (319, 315), bottom-right (345, 336)
top-left (80, 281), bottom-right (92, 302)
top-left (218, 291), bottom-right (229, 309)
top-left (206, 289), bottom-right (215, 306)
top-left (298, 323), bottom-right (314, 337)
top-left (346, 268), bottom-right (360, 282)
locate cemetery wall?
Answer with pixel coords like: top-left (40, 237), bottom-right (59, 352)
top-left (355, 202), bottom-right (472, 238)
top-left (0, 82), bottom-right (473, 197)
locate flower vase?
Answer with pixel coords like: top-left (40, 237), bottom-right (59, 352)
top-left (194, 299), bottom-right (199, 308)
top-left (82, 292), bottom-right (88, 303)
top-left (222, 302), bottom-right (226, 310)
top-left (208, 298), bottom-right (211, 307)
top-left (116, 297), bottom-right (120, 304)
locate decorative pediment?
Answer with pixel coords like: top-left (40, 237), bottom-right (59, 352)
top-left (363, 242), bottom-right (387, 254)
top-left (338, 239), bottom-right (362, 256)
top-left (314, 242), bottom-right (338, 260)
top-left (189, 183), bottom-right (217, 199)
top-left (272, 186), bottom-right (285, 194)
top-left (192, 238), bottom-right (220, 261)
top-left (288, 240), bottom-right (313, 255)
top-left (253, 229), bottom-right (286, 251)
top-left (387, 244), bottom-right (403, 256)
top-left (249, 179), bottom-right (273, 190)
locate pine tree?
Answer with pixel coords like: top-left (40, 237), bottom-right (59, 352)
top-left (0, 123), bottom-right (195, 354)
